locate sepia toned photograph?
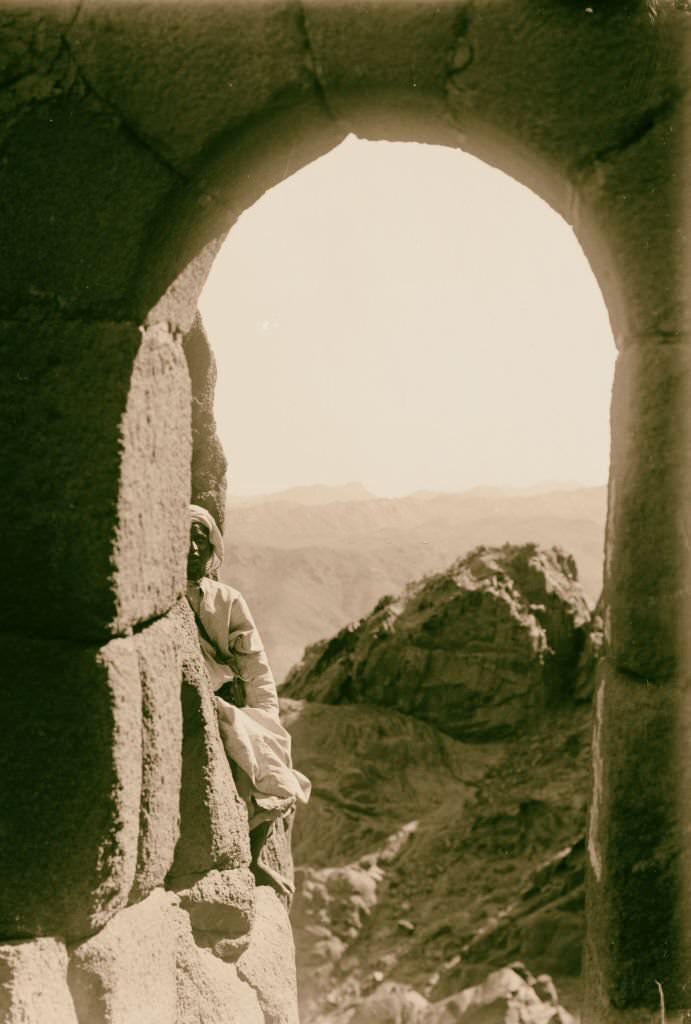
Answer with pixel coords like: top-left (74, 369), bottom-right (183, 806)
top-left (0, 2), bottom-right (689, 1022)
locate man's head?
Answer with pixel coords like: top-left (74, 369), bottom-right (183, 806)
top-left (187, 520), bottom-right (213, 581)
top-left (188, 504), bottom-right (224, 581)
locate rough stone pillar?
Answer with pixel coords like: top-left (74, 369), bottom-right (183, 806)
top-left (579, 90), bottom-right (691, 1020)
top-left (183, 312), bottom-right (228, 530)
top-left (0, 317), bottom-right (193, 940)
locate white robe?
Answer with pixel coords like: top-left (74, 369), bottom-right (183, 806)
top-left (186, 578), bottom-right (311, 821)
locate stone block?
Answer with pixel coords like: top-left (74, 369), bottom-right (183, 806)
top-left (237, 886), bottom-right (299, 1024)
top-left (0, 633), bottom-right (141, 940)
top-left (605, 344), bottom-right (691, 679)
top-left (302, 1), bottom-right (463, 144)
top-left (167, 601), bottom-right (250, 884)
top-left (444, 5), bottom-right (679, 168)
top-left (68, 889), bottom-right (178, 1024)
top-left (574, 101), bottom-right (687, 345)
top-left (66, 3), bottom-right (312, 170)
top-left (0, 320), bottom-right (191, 640)
top-left (111, 322), bottom-right (192, 633)
top-left (175, 902), bottom-right (263, 1024)
top-left (585, 661), bottom-right (691, 1012)
top-left (178, 868), bottom-right (255, 952)
top-left (129, 610), bottom-right (185, 903)
top-left (183, 313), bottom-right (227, 529)
top-left (0, 91), bottom-right (177, 317)
top-left (0, 938), bottom-right (78, 1024)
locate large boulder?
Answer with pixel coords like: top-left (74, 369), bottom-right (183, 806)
top-left (284, 544), bottom-right (594, 742)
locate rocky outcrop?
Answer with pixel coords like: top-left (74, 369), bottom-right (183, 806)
top-left (284, 544), bottom-right (594, 741)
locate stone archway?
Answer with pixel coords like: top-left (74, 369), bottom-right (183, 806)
top-left (1, 4), bottom-right (690, 1021)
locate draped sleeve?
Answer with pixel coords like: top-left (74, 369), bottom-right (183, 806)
top-left (228, 590), bottom-right (279, 717)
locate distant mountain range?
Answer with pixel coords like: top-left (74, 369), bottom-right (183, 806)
top-left (227, 481), bottom-right (376, 505)
top-left (219, 484), bottom-right (607, 682)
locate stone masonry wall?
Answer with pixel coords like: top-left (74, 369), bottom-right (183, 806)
top-left (1, 3), bottom-right (691, 1022)
top-left (0, 320), bottom-right (298, 1022)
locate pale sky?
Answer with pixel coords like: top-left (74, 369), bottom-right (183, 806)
top-left (199, 135), bottom-right (616, 498)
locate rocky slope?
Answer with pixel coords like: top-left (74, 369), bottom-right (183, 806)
top-left (280, 543), bottom-right (601, 1023)
top-left (283, 698), bottom-right (590, 1022)
top-left (221, 487), bottom-right (606, 680)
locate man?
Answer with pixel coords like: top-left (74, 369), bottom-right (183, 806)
top-left (185, 503), bottom-right (311, 896)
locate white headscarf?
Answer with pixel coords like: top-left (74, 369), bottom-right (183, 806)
top-left (189, 504), bottom-right (224, 575)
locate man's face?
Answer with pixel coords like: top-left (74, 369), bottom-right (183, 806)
top-left (187, 522), bottom-right (213, 581)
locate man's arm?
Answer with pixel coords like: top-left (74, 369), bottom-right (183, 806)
top-left (228, 591), bottom-right (279, 716)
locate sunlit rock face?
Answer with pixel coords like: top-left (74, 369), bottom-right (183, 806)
top-left (284, 543), bottom-right (596, 741)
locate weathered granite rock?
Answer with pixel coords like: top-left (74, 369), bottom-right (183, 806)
top-left (183, 312), bottom-right (227, 530)
top-left (68, 890), bottom-right (179, 1024)
top-left (0, 93), bottom-right (179, 318)
top-left (0, 938), bottom-right (78, 1024)
top-left (110, 322), bottom-right (192, 634)
top-left (605, 343), bottom-right (691, 680)
top-left (284, 544), bottom-right (593, 741)
top-left (0, 320), bottom-right (190, 641)
top-left (65, 3), bottom-right (314, 172)
top-left (585, 660), bottom-right (691, 1013)
top-left (0, 633), bottom-right (141, 939)
top-left (166, 600), bottom-right (250, 883)
top-left (178, 868), bottom-right (255, 951)
top-left (176, 909), bottom-right (264, 1024)
top-left (129, 609), bottom-right (184, 903)
top-left (237, 886), bottom-right (299, 1024)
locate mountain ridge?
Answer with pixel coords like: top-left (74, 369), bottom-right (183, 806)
top-left (220, 487), bottom-right (606, 681)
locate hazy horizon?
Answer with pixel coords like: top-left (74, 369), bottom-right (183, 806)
top-left (200, 136), bottom-right (616, 498)
top-left (226, 477), bottom-right (607, 501)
